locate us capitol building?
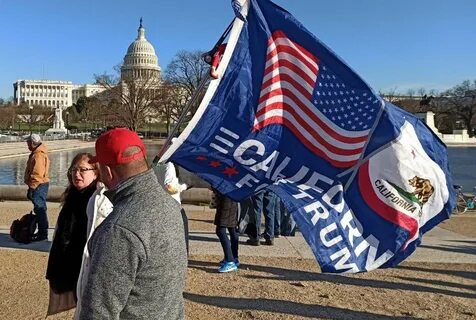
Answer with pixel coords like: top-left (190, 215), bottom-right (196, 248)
top-left (12, 18), bottom-right (161, 108)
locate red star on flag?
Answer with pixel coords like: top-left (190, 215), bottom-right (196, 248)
top-left (209, 160), bottom-right (221, 168)
top-left (196, 155), bottom-right (207, 161)
top-left (223, 166), bottom-right (239, 177)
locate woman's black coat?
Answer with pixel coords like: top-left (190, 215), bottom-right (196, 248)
top-left (46, 182), bottom-right (96, 294)
top-left (213, 191), bottom-right (238, 228)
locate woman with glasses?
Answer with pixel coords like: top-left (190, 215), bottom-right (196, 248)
top-left (45, 152), bottom-right (99, 316)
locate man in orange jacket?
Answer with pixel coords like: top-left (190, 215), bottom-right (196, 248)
top-left (24, 134), bottom-right (50, 241)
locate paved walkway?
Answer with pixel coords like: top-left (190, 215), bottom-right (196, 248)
top-left (1, 205), bottom-right (474, 265)
top-left (0, 140), bottom-right (95, 160)
top-left (1, 139), bottom-right (474, 267)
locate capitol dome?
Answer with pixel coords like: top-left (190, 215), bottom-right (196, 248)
top-left (121, 18), bottom-right (161, 80)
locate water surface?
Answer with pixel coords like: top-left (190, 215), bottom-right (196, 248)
top-left (0, 144), bottom-right (161, 187)
top-left (0, 145), bottom-right (474, 193)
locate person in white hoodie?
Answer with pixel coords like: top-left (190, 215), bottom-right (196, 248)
top-left (158, 160), bottom-right (189, 255)
top-left (155, 138), bottom-right (190, 255)
top-left (74, 182), bottom-right (113, 319)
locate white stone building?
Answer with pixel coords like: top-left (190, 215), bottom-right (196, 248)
top-left (13, 80), bottom-right (107, 107)
top-left (121, 18), bottom-right (161, 81)
top-left (13, 79), bottom-right (74, 107)
top-left (71, 84), bottom-right (106, 104)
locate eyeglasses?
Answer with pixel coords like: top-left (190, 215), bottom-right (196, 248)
top-left (68, 167), bottom-right (95, 175)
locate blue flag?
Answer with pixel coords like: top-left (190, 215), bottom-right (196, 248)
top-left (161, 0), bottom-right (455, 273)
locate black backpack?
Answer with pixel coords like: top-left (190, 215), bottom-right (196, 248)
top-left (10, 212), bottom-right (37, 244)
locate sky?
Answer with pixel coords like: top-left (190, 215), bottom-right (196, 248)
top-left (0, 0), bottom-right (475, 99)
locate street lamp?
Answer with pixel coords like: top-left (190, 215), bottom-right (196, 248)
top-left (29, 105), bottom-right (33, 134)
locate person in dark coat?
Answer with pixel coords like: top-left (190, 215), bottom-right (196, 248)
top-left (46, 153), bottom-right (98, 316)
top-left (213, 190), bottom-right (240, 273)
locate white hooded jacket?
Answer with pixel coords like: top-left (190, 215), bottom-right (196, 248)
top-left (74, 184), bottom-right (113, 319)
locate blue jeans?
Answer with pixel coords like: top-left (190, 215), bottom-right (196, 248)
top-left (216, 226), bottom-right (239, 262)
top-left (279, 202), bottom-right (296, 236)
top-left (274, 199), bottom-right (283, 236)
top-left (261, 191), bottom-right (278, 240)
top-left (242, 191), bottom-right (279, 240)
top-left (28, 183), bottom-right (49, 232)
top-left (248, 192), bottom-right (264, 240)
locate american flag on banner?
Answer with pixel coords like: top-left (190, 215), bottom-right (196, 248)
top-left (253, 31), bottom-right (381, 168)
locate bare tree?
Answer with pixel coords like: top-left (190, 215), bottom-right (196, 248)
top-left (163, 50), bottom-right (210, 118)
top-left (154, 82), bottom-right (183, 135)
top-left (417, 88), bottom-right (427, 97)
top-left (164, 50), bottom-right (209, 96)
top-left (72, 96), bottom-right (112, 129)
top-left (0, 104), bottom-right (17, 129)
top-left (0, 104), bottom-right (53, 130)
top-left (406, 89), bottom-right (415, 98)
top-left (379, 87), bottom-right (399, 103)
top-left (438, 80), bottom-right (476, 136)
top-left (94, 70), bottom-right (162, 131)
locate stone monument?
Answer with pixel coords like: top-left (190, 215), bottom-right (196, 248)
top-left (45, 106), bottom-right (68, 136)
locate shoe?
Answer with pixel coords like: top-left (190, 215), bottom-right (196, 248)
top-left (219, 259), bottom-right (240, 268)
top-left (274, 233), bottom-right (280, 238)
top-left (218, 261), bottom-right (238, 273)
top-left (31, 232), bottom-right (48, 242)
top-left (246, 238), bottom-right (260, 246)
top-left (262, 238), bottom-right (274, 246)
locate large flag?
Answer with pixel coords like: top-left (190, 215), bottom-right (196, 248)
top-left (160, 0), bottom-right (455, 273)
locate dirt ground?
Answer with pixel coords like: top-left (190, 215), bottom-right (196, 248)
top-left (0, 202), bottom-right (475, 320)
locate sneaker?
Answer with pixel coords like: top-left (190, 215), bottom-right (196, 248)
top-left (262, 238), bottom-right (274, 246)
top-left (31, 232), bottom-right (48, 242)
top-left (218, 261), bottom-right (238, 273)
top-left (219, 259), bottom-right (240, 268)
top-left (246, 238), bottom-right (260, 246)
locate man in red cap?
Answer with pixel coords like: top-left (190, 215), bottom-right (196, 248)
top-left (77, 128), bottom-right (187, 320)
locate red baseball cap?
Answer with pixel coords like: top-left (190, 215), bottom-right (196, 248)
top-left (90, 128), bottom-right (147, 165)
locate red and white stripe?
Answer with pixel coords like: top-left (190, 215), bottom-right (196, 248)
top-left (253, 31), bottom-right (368, 168)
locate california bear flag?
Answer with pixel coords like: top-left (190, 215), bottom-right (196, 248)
top-left (359, 121), bottom-right (450, 249)
top-left (341, 102), bottom-right (455, 268)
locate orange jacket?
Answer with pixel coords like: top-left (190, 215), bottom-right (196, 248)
top-left (24, 143), bottom-right (50, 189)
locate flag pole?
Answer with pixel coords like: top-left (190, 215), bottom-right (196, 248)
top-left (152, 19), bottom-right (235, 166)
top-left (152, 76), bottom-right (209, 165)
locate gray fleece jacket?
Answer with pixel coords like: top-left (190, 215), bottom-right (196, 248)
top-left (78, 169), bottom-right (187, 320)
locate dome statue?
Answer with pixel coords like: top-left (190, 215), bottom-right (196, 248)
top-left (121, 18), bottom-right (161, 80)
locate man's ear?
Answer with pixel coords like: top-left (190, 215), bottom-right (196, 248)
top-left (104, 165), bottom-right (114, 181)
top-left (98, 164), bottom-right (113, 182)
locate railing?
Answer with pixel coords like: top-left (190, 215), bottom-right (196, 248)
top-left (0, 185), bottom-right (211, 204)
top-left (0, 134), bottom-right (91, 143)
